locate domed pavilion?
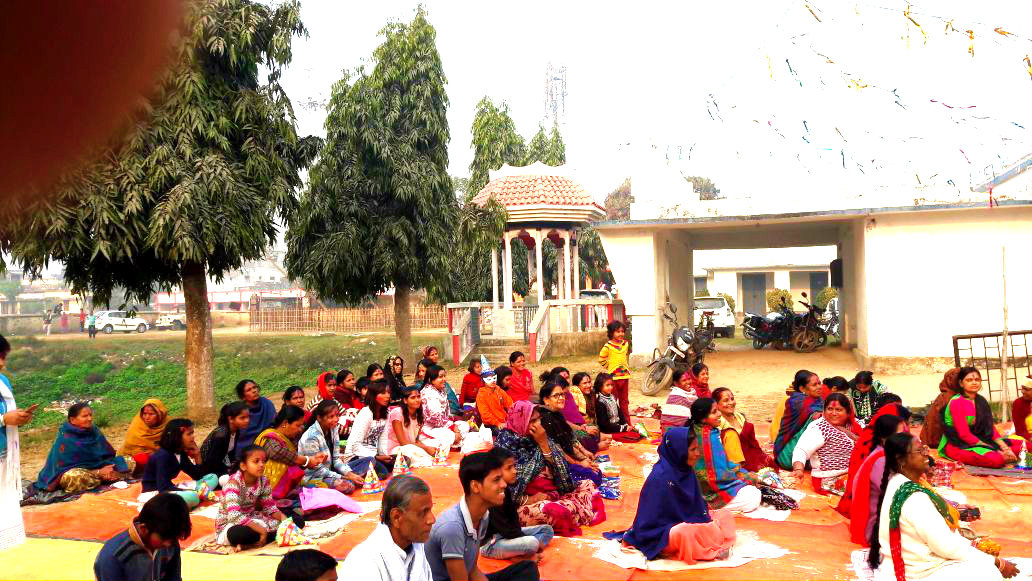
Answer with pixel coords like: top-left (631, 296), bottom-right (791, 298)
top-left (472, 163), bottom-right (605, 335)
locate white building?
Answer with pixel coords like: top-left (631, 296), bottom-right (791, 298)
top-left (693, 246), bottom-right (835, 315)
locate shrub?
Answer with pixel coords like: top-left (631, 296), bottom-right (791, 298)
top-left (766, 289), bottom-right (793, 312)
top-left (719, 293), bottom-right (736, 314)
top-left (815, 287), bottom-right (839, 310)
top-left (694, 288), bottom-right (708, 297)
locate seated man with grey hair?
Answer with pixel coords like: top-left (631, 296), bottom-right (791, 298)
top-left (340, 475), bottom-right (435, 581)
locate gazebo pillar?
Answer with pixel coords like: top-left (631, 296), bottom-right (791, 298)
top-left (534, 229), bottom-right (545, 305)
top-left (573, 234), bottom-right (581, 299)
top-left (491, 246), bottom-right (499, 311)
top-left (562, 230), bottom-right (573, 301)
top-left (503, 232), bottom-right (514, 311)
top-left (526, 238), bottom-right (534, 292)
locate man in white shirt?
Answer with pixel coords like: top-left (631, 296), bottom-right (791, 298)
top-left (340, 475), bottom-right (435, 581)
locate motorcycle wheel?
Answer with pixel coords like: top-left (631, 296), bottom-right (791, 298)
top-left (641, 364), bottom-right (673, 396)
top-left (792, 328), bottom-right (822, 353)
top-left (752, 338), bottom-right (765, 350)
top-left (817, 329), bottom-right (828, 347)
top-left (772, 338), bottom-right (786, 350)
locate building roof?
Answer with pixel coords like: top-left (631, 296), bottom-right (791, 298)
top-left (472, 163), bottom-right (605, 213)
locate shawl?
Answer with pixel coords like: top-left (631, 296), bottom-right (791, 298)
top-left (941, 393), bottom-right (998, 452)
top-left (847, 448), bottom-right (884, 546)
top-left (849, 380), bottom-right (888, 423)
top-left (254, 428), bottom-right (294, 490)
top-left (887, 481), bottom-right (957, 581)
top-left (1012, 397), bottom-right (1031, 441)
top-left (240, 397), bottom-right (276, 452)
top-left (494, 410), bottom-right (574, 503)
top-left (445, 383), bottom-right (461, 416)
top-left (773, 392), bottom-right (822, 459)
top-left (598, 393), bottom-right (622, 425)
top-left (561, 389), bottom-right (586, 425)
top-left (622, 427), bottom-right (711, 559)
top-left (688, 371), bottom-right (711, 400)
top-left (919, 369), bottom-right (959, 447)
top-left (693, 424), bottom-right (747, 509)
top-left (118, 398), bottom-right (169, 456)
top-left (838, 403), bottom-right (905, 517)
top-left (0, 373), bottom-right (12, 457)
top-left (316, 371), bottom-right (336, 400)
top-left (34, 422), bottom-right (123, 490)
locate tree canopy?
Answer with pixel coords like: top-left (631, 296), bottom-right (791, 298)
top-left (285, 7), bottom-right (462, 358)
top-left (1, 0), bottom-right (314, 417)
top-left (467, 97), bottom-right (526, 198)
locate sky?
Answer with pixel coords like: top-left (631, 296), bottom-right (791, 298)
top-left (279, 0), bottom-right (1032, 202)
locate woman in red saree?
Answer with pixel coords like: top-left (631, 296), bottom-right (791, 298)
top-left (838, 411), bottom-right (909, 545)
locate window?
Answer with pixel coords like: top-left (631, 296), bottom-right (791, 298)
top-left (693, 276), bottom-right (708, 296)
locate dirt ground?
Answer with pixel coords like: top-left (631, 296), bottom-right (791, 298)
top-left (18, 341), bottom-right (944, 481)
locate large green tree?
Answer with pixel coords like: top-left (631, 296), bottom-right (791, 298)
top-left (285, 7), bottom-right (456, 360)
top-left (1, 0), bottom-right (314, 418)
top-left (524, 124), bottom-right (548, 166)
top-left (467, 98), bottom-right (526, 199)
top-left (545, 121), bottom-right (566, 166)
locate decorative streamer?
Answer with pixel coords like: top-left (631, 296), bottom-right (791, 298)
top-left (994, 27), bottom-right (1013, 37)
top-left (903, 5), bottom-right (928, 46)
top-left (1025, 55), bottom-right (1032, 80)
top-left (804, 3), bottom-right (822, 22)
top-left (967, 29), bottom-right (975, 56)
top-left (767, 55), bottom-right (775, 79)
top-left (848, 78), bottom-right (868, 90)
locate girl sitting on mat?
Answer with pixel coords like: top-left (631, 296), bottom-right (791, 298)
top-left (215, 445), bottom-right (285, 549)
top-left (621, 426), bottom-right (736, 565)
top-left (199, 401), bottom-right (250, 486)
top-left (660, 370), bottom-right (697, 433)
top-left (299, 400), bottom-right (363, 492)
top-left (593, 373), bottom-right (641, 443)
top-left (140, 418), bottom-right (217, 508)
top-left (791, 393), bottom-right (858, 496)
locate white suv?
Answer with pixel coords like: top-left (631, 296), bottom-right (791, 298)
top-left (693, 296), bottom-right (736, 338)
top-left (94, 310), bottom-right (150, 334)
top-left (155, 312), bottom-right (186, 330)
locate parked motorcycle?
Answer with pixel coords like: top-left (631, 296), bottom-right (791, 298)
top-left (641, 302), bottom-right (709, 395)
top-left (742, 299), bottom-right (794, 350)
top-left (790, 292), bottom-right (827, 353)
top-left (819, 297), bottom-right (840, 340)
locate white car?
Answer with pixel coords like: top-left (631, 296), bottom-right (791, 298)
top-left (693, 296), bottom-right (736, 338)
top-left (154, 312), bottom-right (187, 330)
top-left (94, 310), bottom-right (149, 334)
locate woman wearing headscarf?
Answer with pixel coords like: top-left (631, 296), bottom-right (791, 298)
top-left (920, 368), bottom-right (959, 448)
top-left (773, 370), bottom-right (824, 470)
top-left (494, 401), bottom-right (604, 536)
top-left (621, 427), bottom-right (736, 564)
top-left (34, 403), bottom-right (134, 493)
top-left (236, 379), bottom-right (276, 453)
top-left (315, 371), bottom-right (337, 401)
top-left (848, 371), bottom-right (891, 425)
top-left (384, 355), bottom-right (406, 403)
top-left (690, 398), bottom-right (762, 512)
top-left (117, 398), bottom-right (169, 473)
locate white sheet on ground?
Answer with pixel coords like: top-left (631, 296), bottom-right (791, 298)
top-left (594, 530), bottom-right (788, 571)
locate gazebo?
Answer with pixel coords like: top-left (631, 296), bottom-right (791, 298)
top-left (472, 163), bottom-right (606, 336)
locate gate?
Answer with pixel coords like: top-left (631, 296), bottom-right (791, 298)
top-left (952, 329), bottom-right (1032, 405)
top-left (742, 273), bottom-right (767, 314)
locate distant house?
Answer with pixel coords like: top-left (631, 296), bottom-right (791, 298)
top-left (693, 247), bottom-right (835, 315)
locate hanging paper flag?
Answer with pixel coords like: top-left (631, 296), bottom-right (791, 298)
top-left (848, 78), bottom-right (868, 90)
top-left (994, 27), bottom-right (1013, 37)
top-left (989, 186), bottom-right (996, 208)
top-left (767, 55), bottom-right (774, 79)
top-left (1024, 55), bottom-right (1032, 80)
top-left (904, 5), bottom-right (928, 46)
top-left (967, 30), bottom-right (975, 56)
top-left (944, 20), bottom-right (956, 34)
top-left (835, 127), bottom-right (846, 141)
top-left (804, 3), bottom-right (822, 22)
top-left (930, 99), bottom-right (975, 109)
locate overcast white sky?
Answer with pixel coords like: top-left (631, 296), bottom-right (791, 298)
top-left (280, 0), bottom-right (1032, 201)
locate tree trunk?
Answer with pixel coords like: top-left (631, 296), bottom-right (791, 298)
top-left (394, 283), bottom-right (413, 362)
top-left (183, 260), bottom-right (216, 421)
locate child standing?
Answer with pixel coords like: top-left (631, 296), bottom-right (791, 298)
top-left (216, 445), bottom-right (285, 549)
top-left (141, 419), bottom-right (217, 508)
top-left (598, 320), bottom-right (631, 422)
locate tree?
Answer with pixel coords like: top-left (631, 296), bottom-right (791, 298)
top-left (286, 7), bottom-right (454, 360)
top-left (524, 124), bottom-right (549, 166)
top-left (2, 0), bottom-right (314, 419)
top-left (605, 178), bottom-right (632, 220)
top-left (467, 97), bottom-right (526, 198)
top-left (545, 121), bottom-right (566, 166)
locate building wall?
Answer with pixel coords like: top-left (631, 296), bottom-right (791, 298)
top-left (596, 229), bottom-right (661, 363)
top-left (862, 207), bottom-right (1032, 357)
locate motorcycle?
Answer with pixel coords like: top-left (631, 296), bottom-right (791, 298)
top-left (742, 299), bottom-right (794, 350)
top-left (819, 297), bottom-right (840, 340)
top-left (641, 302), bottom-right (709, 395)
top-left (790, 292), bottom-right (827, 353)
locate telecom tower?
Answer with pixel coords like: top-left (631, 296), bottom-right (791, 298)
top-left (544, 63), bottom-right (567, 128)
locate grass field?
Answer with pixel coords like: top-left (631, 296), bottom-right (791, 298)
top-left (7, 331), bottom-right (447, 450)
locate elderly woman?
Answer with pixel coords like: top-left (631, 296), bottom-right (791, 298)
top-left (34, 403), bottom-right (134, 494)
top-left (791, 393), bottom-right (858, 496)
top-left (690, 398), bottom-right (762, 512)
top-left (621, 427), bottom-right (736, 564)
top-left (494, 401), bottom-right (604, 537)
top-left (939, 367), bottom-right (1021, 468)
top-left (773, 369), bottom-right (824, 470)
top-left (711, 387), bottom-right (773, 472)
top-left (117, 398), bottom-right (169, 473)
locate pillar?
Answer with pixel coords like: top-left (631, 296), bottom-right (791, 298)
top-left (573, 234), bottom-right (581, 299)
top-left (526, 238), bottom-right (534, 293)
top-left (503, 233), bottom-right (513, 310)
top-left (534, 229), bottom-right (544, 305)
top-left (491, 246), bottom-right (499, 310)
top-left (562, 230), bottom-right (573, 301)
top-left (556, 245), bottom-right (565, 300)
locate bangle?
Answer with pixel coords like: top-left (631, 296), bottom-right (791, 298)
top-left (302, 456), bottom-right (310, 467)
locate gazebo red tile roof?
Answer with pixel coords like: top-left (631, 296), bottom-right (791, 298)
top-left (472, 170), bottom-right (604, 212)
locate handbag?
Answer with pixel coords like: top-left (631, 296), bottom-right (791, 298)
top-left (758, 484), bottom-right (799, 510)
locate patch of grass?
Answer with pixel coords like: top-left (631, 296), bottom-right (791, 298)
top-left (7, 332), bottom-right (447, 435)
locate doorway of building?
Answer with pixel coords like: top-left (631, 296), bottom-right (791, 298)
top-left (741, 273), bottom-right (767, 315)
top-left (809, 271), bottom-right (829, 298)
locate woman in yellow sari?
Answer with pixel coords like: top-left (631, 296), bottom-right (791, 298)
top-left (254, 406), bottom-right (325, 499)
top-left (117, 398), bottom-right (169, 474)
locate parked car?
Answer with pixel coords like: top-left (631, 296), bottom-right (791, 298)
top-left (94, 310), bottom-right (149, 334)
top-left (693, 296), bottom-right (736, 338)
top-left (154, 312), bottom-right (187, 330)
top-left (578, 288), bottom-right (613, 300)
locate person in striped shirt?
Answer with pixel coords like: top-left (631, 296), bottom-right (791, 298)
top-left (661, 370), bottom-right (698, 433)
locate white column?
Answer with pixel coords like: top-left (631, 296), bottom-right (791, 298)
top-left (556, 247), bottom-right (565, 300)
top-left (573, 234), bottom-right (581, 299)
top-left (534, 229), bottom-right (545, 304)
top-left (503, 233), bottom-right (513, 310)
top-left (526, 240), bottom-right (534, 293)
top-left (562, 230), bottom-right (573, 301)
top-left (491, 246), bottom-right (499, 311)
